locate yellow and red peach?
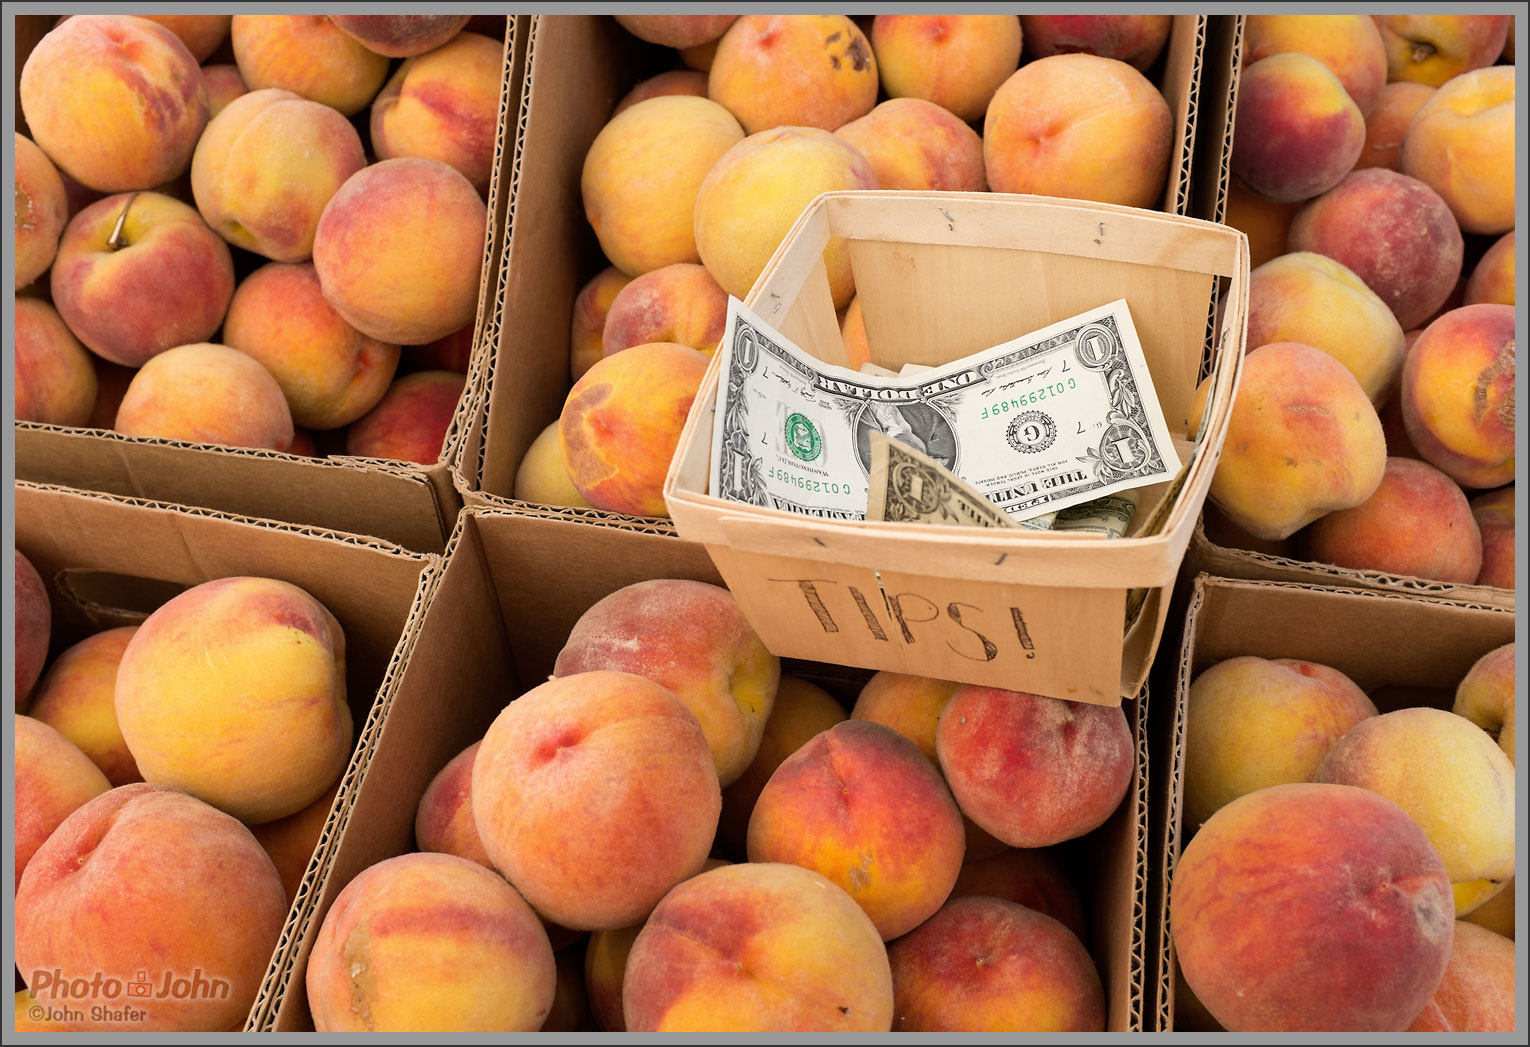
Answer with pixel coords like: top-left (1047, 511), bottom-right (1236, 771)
top-left (872, 15), bottom-right (1022, 123)
top-left (612, 70), bottom-right (709, 117)
top-left (1229, 52), bottom-right (1366, 203)
top-left (1400, 66), bottom-right (1516, 236)
top-left (708, 15), bottom-right (877, 135)
top-left (1453, 642), bottom-right (1515, 766)
top-left (114, 342), bottom-right (294, 451)
top-left (1469, 487), bottom-right (1515, 589)
top-left (514, 421), bottom-right (594, 508)
top-left (14, 298), bottom-right (97, 427)
top-left (601, 263), bottom-right (728, 359)
top-left (132, 14), bottom-right (230, 62)
top-left (409, 322), bottom-right (474, 374)
top-left (1355, 81), bottom-right (1434, 171)
top-left (230, 15), bottom-right (389, 117)
top-left (1407, 922), bottom-right (1515, 1032)
top-left (614, 15), bottom-right (737, 49)
top-left (1023, 14), bottom-right (1173, 73)
top-left (14, 552), bottom-right (51, 710)
top-left (569, 266), bottom-right (634, 381)
top-left (202, 64), bottom-right (249, 118)
top-left (15, 715), bottom-right (111, 889)
top-left (850, 671), bottom-right (958, 763)
top-left (248, 778), bottom-right (341, 904)
top-left (1376, 15), bottom-right (1512, 86)
top-left (585, 922), bottom-right (642, 1032)
top-left (414, 740), bottom-right (492, 868)
top-left (836, 98), bottom-right (986, 192)
top-left (1241, 15), bottom-right (1387, 114)
top-left (328, 14), bottom-right (471, 58)
top-left (26, 627), bottom-right (141, 787)
top-left (15, 133), bottom-right (68, 289)
top-left (948, 847), bottom-right (1088, 943)
top-left (1400, 303), bottom-right (1515, 490)
top-left (1465, 231), bottom-right (1514, 307)
top-left (344, 370), bottom-right (464, 465)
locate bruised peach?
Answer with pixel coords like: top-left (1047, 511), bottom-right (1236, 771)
top-left (344, 370), bottom-right (465, 465)
top-left (14, 297), bottom-right (97, 427)
top-left (1241, 15), bottom-right (1387, 114)
top-left (514, 421), bottom-right (593, 508)
top-left (15, 716), bottom-right (111, 890)
top-left (1465, 231), bottom-right (1514, 307)
top-left (611, 70), bottom-right (709, 117)
top-left (1400, 303), bottom-right (1515, 490)
top-left (328, 14), bottom-right (472, 58)
top-left (569, 266), bottom-right (633, 381)
top-left (414, 741), bottom-right (492, 868)
top-left (26, 627), bottom-right (141, 787)
top-left (1229, 52), bottom-right (1365, 203)
top-left (1469, 486), bottom-right (1515, 590)
top-left (230, 14), bottom-right (389, 117)
top-left (1400, 66), bottom-right (1515, 236)
top-left (15, 133), bottom-right (68, 289)
top-left (14, 551), bottom-right (51, 710)
top-left (614, 15), bottom-right (737, 49)
top-left (1023, 14), bottom-right (1172, 73)
top-left (601, 263), bottom-right (728, 359)
top-left (708, 15), bottom-right (877, 135)
top-left (872, 15), bottom-right (1022, 123)
top-left (1376, 15), bottom-right (1512, 86)
top-left (114, 342), bottom-right (294, 451)
top-left (836, 98), bottom-right (986, 192)
top-left (1355, 81), bottom-right (1434, 171)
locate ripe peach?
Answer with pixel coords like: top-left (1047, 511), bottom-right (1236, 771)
top-left (614, 15), bottom-right (737, 49)
top-left (1465, 231), bottom-right (1514, 307)
top-left (693, 126), bottom-right (878, 309)
top-left (948, 848), bottom-right (1088, 943)
top-left (14, 551), bottom-right (51, 709)
top-left (26, 627), bottom-right (141, 787)
top-left (708, 15), bottom-right (877, 135)
top-left (248, 778), bottom-right (341, 904)
top-left (1376, 15), bottom-right (1512, 86)
top-left (15, 133), bottom-right (68, 289)
top-left (570, 266), bottom-right (634, 381)
top-left (1221, 180), bottom-right (1301, 270)
top-left (835, 98), bottom-right (986, 192)
top-left (1453, 643), bottom-right (1515, 766)
top-left (328, 14), bottom-right (471, 57)
top-left (850, 671), bottom-right (958, 763)
top-left (306, 852), bottom-right (556, 1032)
top-left (554, 578), bottom-right (781, 788)
top-left (15, 988), bottom-right (67, 1032)
top-left (414, 740), bottom-right (492, 869)
top-left (1401, 66), bottom-right (1515, 236)
top-left (20, 15), bottom-right (209, 193)
top-left (514, 421), bottom-right (593, 508)
top-left (230, 14), bottom-right (389, 117)
top-left (984, 53), bottom-right (1173, 209)
top-left (344, 370), bottom-right (465, 465)
top-left (601, 263), bottom-right (728, 358)
top-left (408, 323), bottom-right (474, 374)
top-left (872, 15), bottom-right (1022, 123)
top-left (202, 64), bottom-right (249, 118)
top-left (135, 15), bottom-right (230, 62)
top-left (15, 716), bottom-right (111, 890)
top-left (585, 923), bottom-right (642, 1032)
top-left (14, 298), bottom-right (97, 427)
top-left (1355, 81), bottom-right (1434, 171)
top-left (1469, 486), bottom-right (1515, 589)
top-left (558, 341), bottom-right (709, 517)
top-left (1462, 876), bottom-right (1514, 939)
top-left (114, 342), bottom-right (294, 451)
top-left (680, 39), bottom-right (718, 72)
top-left (540, 948), bottom-right (593, 1033)
top-left (1023, 14), bottom-right (1173, 73)
top-left (114, 576), bottom-right (351, 824)
top-left (840, 294), bottom-right (872, 370)
top-left (1400, 303), bottom-right (1515, 490)
top-left (15, 783), bottom-right (288, 1032)
top-left (1241, 15), bottom-right (1387, 114)
top-left (1229, 53), bottom-right (1366, 203)
top-left (1407, 922), bottom-right (1515, 1032)
top-left (611, 70), bottom-right (709, 117)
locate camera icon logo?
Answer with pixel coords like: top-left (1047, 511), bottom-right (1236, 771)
top-left (127, 971), bottom-right (153, 998)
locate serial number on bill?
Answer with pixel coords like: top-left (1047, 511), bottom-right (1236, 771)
top-left (767, 468), bottom-right (860, 496)
top-left (980, 379), bottom-right (1077, 419)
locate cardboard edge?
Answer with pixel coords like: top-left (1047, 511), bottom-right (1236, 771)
top-left (1129, 684), bottom-right (1152, 1030)
top-left (1161, 14), bottom-right (1205, 218)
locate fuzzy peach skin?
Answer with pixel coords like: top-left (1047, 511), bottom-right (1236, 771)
top-left (708, 15), bottom-right (877, 135)
top-left (840, 294), bottom-right (872, 370)
top-left (622, 862), bottom-right (894, 1032)
top-left (570, 266), bottom-right (634, 381)
top-left (126, 14), bottom-right (230, 62)
top-left (872, 16), bottom-right (1022, 123)
top-left (370, 32), bottom-right (503, 197)
top-left (1183, 656), bottom-right (1377, 833)
top-left (601, 263), bottom-right (728, 359)
top-left (329, 14), bottom-right (471, 57)
top-left (1469, 487), bottom-right (1515, 590)
top-left (114, 342), bottom-right (295, 451)
top-left (1407, 921), bottom-right (1515, 1032)
top-left (15, 783), bottom-right (288, 1032)
top-left (558, 342), bottom-right (709, 516)
top-left (693, 126), bottom-right (878, 309)
top-left (202, 64), bottom-right (248, 118)
top-left (836, 98), bottom-right (987, 192)
top-left (15, 716), bottom-right (111, 890)
top-left (472, 671), bottom-right (721, 931)
top-left (1400, 66), bottom-right (1515, 236)
top-left (1241, 14), bottom-right (1387, 115)
top-left (15, 552), bottom-right (51, 710)
top-left (581, 95), bottom-right (744, 278)
top-left (1355, 81), bottom-right (1434, 171)
top-left (1229, 52), bottom-right (1366, 203)
top-left (948, 848), bottom-right (1088, 943)
top-left (26, 627), bottom-right (141, 787)
top-left (888, 896), bottom-right (1105, 1032)
top-left (515, 421), bottom-right (593, 508)
top-left (850, 671), bottom-right (958, 764)
top-left (249, 778), bottom-right (341, 904)
top-left (936, 686), bottom-right (1134, 849)
top-left (15, 988), bottom-right (69, 1032)
top-left (224, 261), bottom-right (400, 430)
top-left (20, 15), bottom-right (209, 193)
top-left (15, 133), bottom-right (68, 289)
top-left (615, 14), bottom-right (737, 49)
top-left (1222, 180), bottom-right (1302, 270)
top-left (230, 15), bottom-right (389, 117)
top-left (1375, 15), bottom-right (1512, 86)
top-left (1171, 783), bottom-right (1454, 1032)
top-left (984, 53), bottom-right (1173, 209)
top-left (313, 157), bottom-right (487, 346)
top-left (612, 70), bottom-right (710, 117)
top-left (1288, 169), bottom-right (1463, 332)
top-left (414, 741), bottom-right (492, 868)
top-left (1465, 230), bottom-right (1514, 308)
top-left (1314, 707), bottom-right (1516, 916)
top-left (14, 298), bottom-right (98, 427)
top-left (1400, 303), bottom-right (1515, 490)
top-left (344, 370), bottom-right (465, 465)
top-left (554, 578), bottom-right (781, 788)
top-left (746, 720), bottom-right (965, 940)
top-left (114, 576), bottom-right (351, 824)
top-left (1454, 643), bottom-right (1515, 767)
top-left (306, 852), bottom-right (555, 1032)
top-left (190, 88), bottom-right (366, 262)
top-left (1022, 14), bottom-right (1173, 73)
top-left (50, 191), bottom-right (235, 368)
top-left (717, 675), bottom-right (845, 859)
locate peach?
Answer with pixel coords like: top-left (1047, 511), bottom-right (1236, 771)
top-left (585, 922), bottom-right (643, 1032)
top-left (191, 88), bottom-right (366, 262)
top-left (1183, 656), bottom-right (1378, 832)
top-left (415, 741), bottom-right (492, 868)
top-left (1453, 643), bottom-right (1515, 766)
top-left (202, 64), bottom-right (248, 118)
top-left (224, 262), bottom-right (400, 429)
top-left (1465, 230), bottom-right (1514, 307)
top-left (114, 342), bottom-right (294, 451)
top-left (888, 896), bottom-right (1105, 1032)
top-left (1462, 876), bottom-right (1515, 939)
top-left (50, 191), bottom-right (235, 368)
top-left (15, 783), bottom-right (288, 1032)
top-left (540, 947), bottom-right (593, 1032)
top-left (840, 294), bottom-right (872, 370)
top-left (850, 671), bottom-right (958, 763)
top-left (287, 428), bottom-right (318, 457)
top-left (15, 133), bottom-right (68, 289)
top-left (15, 551), bottom-right (51, 710)
top-left (14, 297), bottom-right (97, 427)
top-left (306, 852), bottom-right (556, 1032)
top-left (248, 778), bottom-right (341, 904)
top-left (1200, 501), bottom-right (1301, 558)
top-left (693, 126), bottom-right (878, 309)
top-left (614, 15), bottom-right (737, 49)
top-left (1241, 15), bottom-right (1387, 114)
top-left (936, 686), bottom-right (1134, 849)
top-left (20, 15), bottom-right (209, 193)
top-left (15, 716), bottom-right (111, 889)
top-left (581, 95), bottom-right (743, 277)
top-left (569, 266), bottom-right (634, 381)
top-left (1023, 14), bottom-right (1173, 73)
top-left (409, 322), bottom-right (474, 374)
top-left (835, 98), bottom-right (986, 192)
top-left (1469, 486), bottom-right (1515, 589)
top-left (313, 157), bottom-right (488, 346)
top-left (1315, 707), bottom-right (1516, 915)
top-left (612, 70), bottom-right (709, 117)
top-left (717, 675), bottom-right (845, 858)
top-left (230, 14), bottom-right (389, 117)
top-left (26, 627), bottom-right (141, 787)
top-left (555, 578), bottom-right (781, 788)
top-left (344, 370), bottom-right (465, 465)
top-left (514, 421), bottom-right (594, 508)
top-left (1230, 53), bottom-right (1366, 203)
top-left (1407, 922), bottom-right (1515, 1032)
top-left (1355, 81), bottom-right (1434, 171)
top-left (328, 14), bottom-right (472, 57)
top-left (622, 862), bottom-right (894, 1032)
top-left (680, 39), bottom-right (718, 72)
top-left (872, 15), bottom-right (1023, 123)
top-left (114, 576), bottom-right (351, 824)
top-left (1221, 180), bottom-right (1302, 269)
top-left (948, 848), bottom-right (1088, 944)
top-left (1376, 15), bottom-right (1512, 86)
top-left (558, 341), bottom-right (709, 516)
top-left (1400, 303), bottom-right (1515, 490)
top-left (708, 15), bottom-right (877, 135)
top-left (471, 671), bottom-right (721, 931)
top-left (1172, 783), bottom-right (1454, 1031)
top-left (601, 262), bottom-right (728, 359)
top-left (1401, 66), bottom-right (1515, 236)
top-left (984, 53), bottom-right (1174, 209)
top-left (1288, 169), bottom-right (1463, 331)
top-left (15, 988), bottom-right (69, 1032)
top-left (370, 32), bottom-right (503, 197)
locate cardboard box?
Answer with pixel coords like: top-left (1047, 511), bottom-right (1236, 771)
top-left (12, 480), bottom-right (438, 1032)
top-left (1188, 15), bottom-right (1243, 225)
top-left (259, 506), bottom-right (1153, 1032)
top-left (1149, 574), bottom-right (1517, 1031)
top-left (13, 15), bottom-right (530, 555)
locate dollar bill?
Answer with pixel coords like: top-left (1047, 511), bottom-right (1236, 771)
top-left (865, 430), bottom-right (1055, 530)
top-left (710, 296), bottom-right (1181, 524)
top-left (1051, 490), bottom-right (1139, 539)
